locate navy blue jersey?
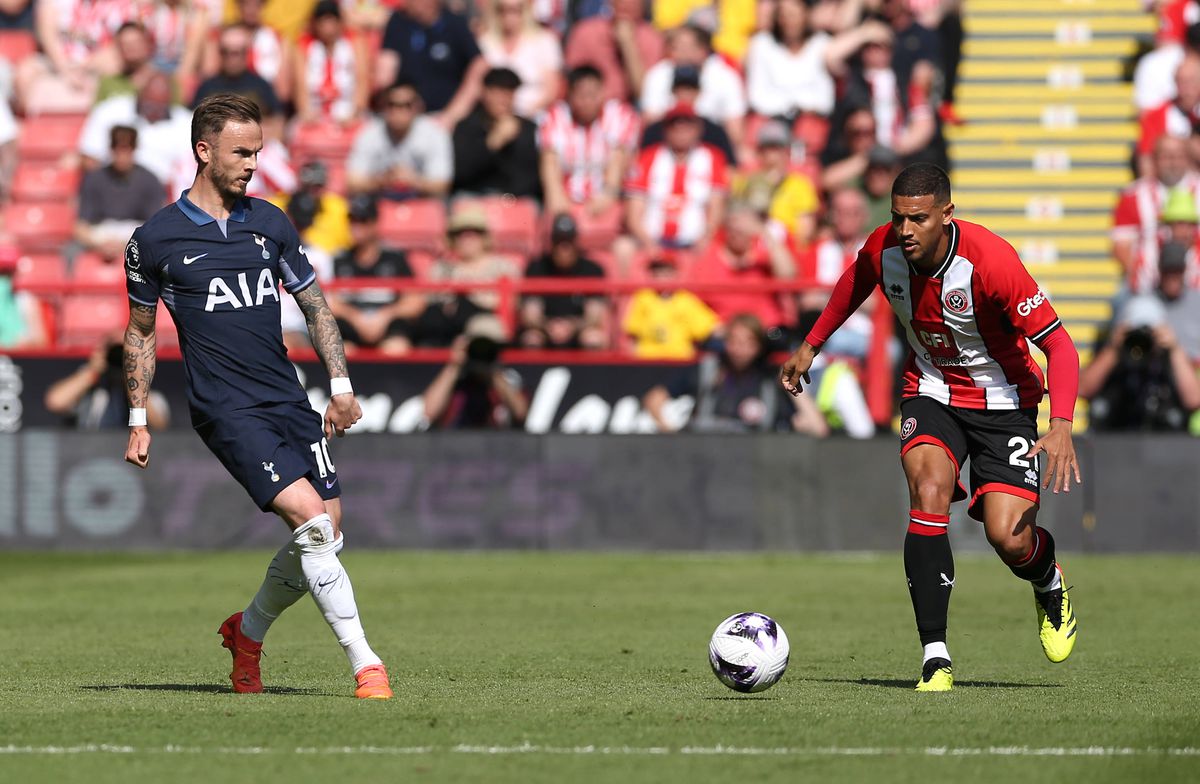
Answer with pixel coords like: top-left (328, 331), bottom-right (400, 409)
top-left (126, 190), bottom-right (316, 426)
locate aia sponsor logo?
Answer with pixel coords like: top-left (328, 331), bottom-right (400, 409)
top-left (901, 417), bottom-right (917, 439)
top-left (944, 289), bottom-right (969, 313)
top-left (1017, 290), bottom-right (1048, 317)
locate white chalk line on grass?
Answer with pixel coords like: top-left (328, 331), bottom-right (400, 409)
top-left (1, 744), bottom-right (1198, 758)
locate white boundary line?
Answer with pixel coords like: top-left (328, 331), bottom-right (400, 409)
top-left (1, 744), bottom-right (1197, 758)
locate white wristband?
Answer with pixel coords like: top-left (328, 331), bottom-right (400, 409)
top-left (128, 408), bottom-right (147, 427)
top-left (330, 377), bottom-right (354, 397)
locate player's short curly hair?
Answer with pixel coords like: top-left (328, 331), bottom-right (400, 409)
top-left (191, 93), bottom-right (262, 164)
top-left (892, 163), bottom-right (952, 205)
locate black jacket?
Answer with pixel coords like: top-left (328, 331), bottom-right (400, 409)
top-left (452, 106), bottom-right (541, 199)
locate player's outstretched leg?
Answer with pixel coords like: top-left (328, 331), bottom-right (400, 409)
top-left (293, 514), bottom-right (393, 699)
top-left (906, 510), bottom-right (955, 691)
top-left (1000, 525), bottom-right (1077, 663)
top-left (219, 540), bottom-right (311, 693)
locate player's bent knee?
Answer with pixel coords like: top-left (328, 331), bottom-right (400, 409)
top-left (271, 478), bottom-right (331, 529)
top-left (909, 478), bottom-right (954, 514)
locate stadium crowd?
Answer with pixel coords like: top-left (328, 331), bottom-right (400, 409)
top-left (0, 0), bottom-right (967, 434)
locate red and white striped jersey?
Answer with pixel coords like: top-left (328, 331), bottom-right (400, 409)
top-left (538, 100), bottom-right (640, 203)
top-left (1111, 174), bottom-right (1200, 292)
top-left (868, 220), bottom-right (1061, 410)
top-left (625, 143), bottom-right (729, 246)
top-left (248, 25), bottom-right (285, 84)
top-left (1137, 100), bottom-right (1196, 156)
top-left (299, 33), bottom-right (358, 121)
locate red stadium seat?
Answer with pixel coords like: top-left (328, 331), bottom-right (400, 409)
top-left (13, 254), bottom-right (67, 295)
top-left (377, 199), bottom-right (446, 253)
top-left (0, 31), bottom-right (36, 63)
top-left (17, 114), bottom-right (87, 162)
top-left (58, 295), bottom-right (127, 347)
top-left (406, 250), bottom-right (435, 278)
top-left (566, 203), bottom-right (622, 254)
top-left (5, 202), bottom-right (76, 252)
top-left (12, 163), bottom-right (81, 203)
top-left (476, 196), bottom-right (539, 256)
top-left (793, 114), bottom-right (831, 162)
top-left (290, 120), bottom-right (361, 161)
top-left (73, 252), bottom-right (126, 293)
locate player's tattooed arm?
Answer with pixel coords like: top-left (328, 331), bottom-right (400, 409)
top-left (123, 303), bottom-right (158, 408)
top-left (294, 281), bottom-right (349, 379)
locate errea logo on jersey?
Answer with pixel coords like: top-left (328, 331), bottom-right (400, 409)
top-left (1017, 290), bottom-right (1048, 317)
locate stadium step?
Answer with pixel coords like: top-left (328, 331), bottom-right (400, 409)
top-left (968, 0), bottom-right (1143, 13)
top-left (946, 123), bottom-right (1139, 143)
top-left (963, 38), bottom-right (1140, 59)
top-left (959, 59), bottom-right (1124, 81)
top-left (964, 16), bottom-right (1155, 35)
top-left (955, 83), bottom-right (1133, 103)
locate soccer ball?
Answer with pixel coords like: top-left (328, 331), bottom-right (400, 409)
top-left (708, 612), bottom-right (790, 693)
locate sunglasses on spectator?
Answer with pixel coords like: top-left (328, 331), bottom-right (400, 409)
top-left (220, 47), bottom-right (248, 56)
top-left (497, 3), bottom-right (524, 13)
top-left (849, 126), bottom-right (876, 137)
top-left (387, 100), bottom-right (416, 110)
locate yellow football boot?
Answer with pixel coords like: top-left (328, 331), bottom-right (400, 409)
top-left (915, 658), bottom-right (953, 692)
top-left (1035, 566), bottom-right (1077, 663)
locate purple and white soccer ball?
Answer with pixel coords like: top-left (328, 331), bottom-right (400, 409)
top-left (708, 612), bottom-right (790, 693)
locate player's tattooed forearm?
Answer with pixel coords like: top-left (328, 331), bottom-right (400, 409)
top-left (294, 282), bottom-right (349, 379)
top-left (124, 303), bottom-right (158, 408)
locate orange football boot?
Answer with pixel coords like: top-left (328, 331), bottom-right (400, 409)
top-left (218, 612), bottom-right (263, 693)
top-left (354, 664), bottom-right (393, 699)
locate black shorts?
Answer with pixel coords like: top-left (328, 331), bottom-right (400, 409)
top-left (196, 400), bottom-right (341, 511)
top-left (898, 396), bottom-right (1041, 521)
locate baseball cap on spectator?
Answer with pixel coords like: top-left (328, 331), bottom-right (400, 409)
top-left (483, 67), bottom-right (522, 91)
top-left (299, 160), bottom-right (328, 189)
top-left (756, 120), bottom-right (791, 149)
top-left (1159, 241), bottom-right (1190, 273)
top-left (1160, 188), bottom-right (1198, 223)
top-left (550, 213), bottom-right (578, 243)
top-left (672, 65), bottom-right (702, 90)
top-left (663, 102), bottom-right (700, 124)
top-left (867, 145), bottom-right (900, 169)
top-left (348, 193), bottom-right (379, 223)
top-left (288, 190), bottom-right (320, 231)
top-left (1120, 294), bottom-right (1167, 328)
top-left (447, 208), bottom-right (489, 235)
top-left (312, 0), bottom-right (341, 19)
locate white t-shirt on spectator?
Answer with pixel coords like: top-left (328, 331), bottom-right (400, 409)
top-left (745, 31), bottom-right (834, 117)
top-left (480, 31), bottom-right (563, 119)
top-left (78, 95), bottom-right (193, 185)
top-left (346, 115), bottom-right (454, 185)
top-left (640, 55), bottom-right (747, 123)
top-left (1134, 44), bottom-right (1184, 111)
top-left (0, 99), bottom-right (17, 146)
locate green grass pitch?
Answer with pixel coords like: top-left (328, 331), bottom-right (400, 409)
top-left (2, 551), bottom-right (1198, 783)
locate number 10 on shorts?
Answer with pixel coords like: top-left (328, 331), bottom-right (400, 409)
top-left (310, 439), bottom-right (336, 478)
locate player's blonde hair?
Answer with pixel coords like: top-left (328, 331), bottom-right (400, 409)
top-left (191, 93), bottom-right (262, 165)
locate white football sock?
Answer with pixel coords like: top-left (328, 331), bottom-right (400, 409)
top-left (923, 641), bottom-right (950, 664)
top-left (293, 515), bottom-right (382, 674)
top-left (1033, 564), bottom-right (1063, 593)
top-left (240, 540), bottom-right (308, 643)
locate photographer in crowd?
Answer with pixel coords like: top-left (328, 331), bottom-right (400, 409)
top-left (45, 335), bottom-right (170, 429)
top-left (422, 319), bottom-right (529, 429)
top-left (1080, 242), bottom-right (1200, 431)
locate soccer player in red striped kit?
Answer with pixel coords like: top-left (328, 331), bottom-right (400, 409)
top-left (780, 164), bottom-right (1082, 691)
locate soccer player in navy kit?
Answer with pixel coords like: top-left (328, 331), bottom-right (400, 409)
top-left (781, 164), bottom-right (1082, 691)
top-left (122, 94), bottom-right (391, 699)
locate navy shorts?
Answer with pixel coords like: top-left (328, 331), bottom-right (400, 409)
top-left (196, 400), bottom-right (341, 511)
top-left (898, 396), bottom-right (1041, 521)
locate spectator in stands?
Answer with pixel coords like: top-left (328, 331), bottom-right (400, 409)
top-left (883, 0), bottom-right (943, 100)
top-left (227, 0), bottom-right (288, 102)
top-left (414, 207), bottom-right (520, 346)
top-left (639, 65), bottom-right (737, 165)
top-left (1113, 138), bottom-right (1200, 294)
top-left (292, 0), bottom-right (369, 124)
top-left (346, 79), bottom-right (454, 201)
top-left (624, 103), bottom-right (728, 261)
top-left (0, 1), bottom-right (31, 31)
top-left (0, 250), bottom-right (47, 349)
top-left (745, 0), bottom-right (892, 121)
top-left (863, 144), bottom-right (901, 227)
top-left (640, 24), bottom-right (747, 152)
top-left (422, 321), bottom-right (529, 429)
top-left (271, 161), bottom-right (351, 256)
top-left (623, 253), bottom-right (718, 359)
top-left (539, 65), bottom-right (640, 220)
top-left (79, 71), bottom-right (193, 186)
top-left (95, 21), bottom-right (156, 104)
top-left (328, 194), bottom-right (426, 355)
top-left (15, 0), bottom-right (127, 113)
top-left (452, 67), bottom-right (541, 200)
top-left (143, 0), bottom-right (209, 90)
top-left (478, 0), bottom-right (562, 119)
top-left (819, 105), bottom-right (879, 191)
top-left (192, 24), bottom-right (281, 115)
top-left (1134, 18), bottom-right (1200, 111)
top-left (519, 213), bottom-right (609, 349)
top-left (1137, 53), bottom-right (1200, 178)
top-left (0, 97), bottom-right (16, 206)
top-left (377, 0), bottom-right (489, 130)
top-left (564, 0), bottom-right (663, 104)
top-left (1081, 243), bottom-right (1200, 431)
top-left (74, 125), bottom-right (165, 264)
top-left (689, 205), bottom-right (795, 333)
top-left (806, 187), bottom-right (878, 360)
top-left (45, 335), bottom-right (170, 429)
top-left (732, 120), bottom-right (818, 248)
